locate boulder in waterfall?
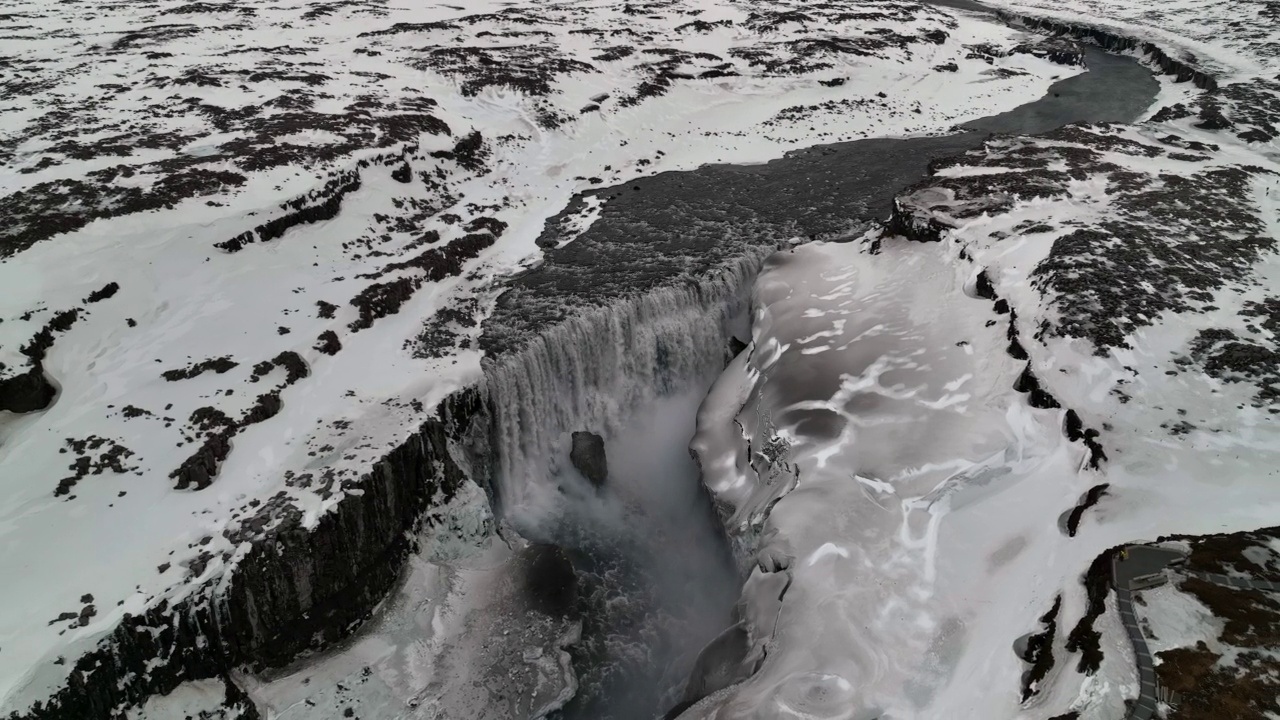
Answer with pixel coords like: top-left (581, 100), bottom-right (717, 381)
top-left (570, 431), bottom-right (608, 488)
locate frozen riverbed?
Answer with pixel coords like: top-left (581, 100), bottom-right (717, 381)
top-left (688, 237), bottom-right (1087, 719)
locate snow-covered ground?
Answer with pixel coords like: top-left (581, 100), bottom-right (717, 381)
top-left (1, 0), bottom-right (1091, 715)
top-left (678, 1), bottom-right (1280, 715)
top-left (980, 0), bottom-right (1280, 77)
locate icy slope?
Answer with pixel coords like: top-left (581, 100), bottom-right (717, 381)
top-left (0, 0), bottom-right (1083, 715)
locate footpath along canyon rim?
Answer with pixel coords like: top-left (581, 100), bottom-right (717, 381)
top-left (0, 0), bottom-right (1277, 718)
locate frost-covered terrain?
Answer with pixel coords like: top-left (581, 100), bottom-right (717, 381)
top-left (4, 0), bottom-right (1278, 717)
top-left (680, 0), bottom-right (1280, 716)
top-left (0, 0), bottom-right (1090, 716)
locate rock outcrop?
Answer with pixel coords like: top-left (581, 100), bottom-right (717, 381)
top-left (570, 431), bottom-right (609, 488)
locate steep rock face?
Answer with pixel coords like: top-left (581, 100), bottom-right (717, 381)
top-left (12, 390), bottom-right (484, 720)
top-left (219, 391), bottom-right (482, 668)
top-left (998, 12), bottom-right (1218, 90)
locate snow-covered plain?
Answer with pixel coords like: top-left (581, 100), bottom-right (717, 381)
top-left (0, 0), bottom-right (1089, 715)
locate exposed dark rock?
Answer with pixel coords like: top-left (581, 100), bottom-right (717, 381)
top-left (893, 127), bottom-right (1275, 356)
top-left (1, 309), bottom-right (82, 413)
top-left (84, 283), bottom-right (120, 304)
top-left (570, 431), bottom-right (608, 488)
top-left (1000, 13), bottom-right (1217, 90)
top-left (1065, 546), bottom-right (1124, 674)
top-left (1020, 595), bottom-right (1062, 701)
top-left (350, 232), bottom-right (496, 332)
top-left (269, 351), bottom-right (309, 385)
top-left (429, 130), bottom-right (490, 173)
top-left (1065, 484), bottom-right (1111, 537)
top-left (315, 330), bottom-right (342, 355)
top-left (1188, 328), bottom-right (1279, 410)
top-left (348, 277), bottom-right (418, 332)
top-left (54, 436), bottom-right (138, 498)
top-left (0, 368), bottom-right (57, 414)
top-left (216, 171), bottom-right (361, 252)
top-left (170, 432), bottom-right (232, 491)
top-left (1159, 525), bottom-right (1280, 583)
top-left (17, 391), bottom-right (482, 720)
top-left (1014, 365), bottom-right (1061, 409)
top-left (161, 356), bottom-right (238, 382)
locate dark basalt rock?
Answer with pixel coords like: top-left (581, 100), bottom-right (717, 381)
top-left (1012, 38), bottom-right (1084, 67)
top-left (84, 282), bottom-right (120, 304)
top-left (162, 356), bottom-right (238, 382)
top-left (973, 270), bottom-right (997, 300)
top-left (1065, 546), bottom-right (1125, 674)
top-left (349, 231), bottom-right (496, 332)
top-left (216, 171), bottom-right (362, 252)
top-left (570, 431), bottom-right (608, 488)
top-left (1063, 409), bottom-right (1107, 468)
top-left (1065, 483), bottom-right (1111, 537)
top-left (1, 308), bottom-right (81, 413)
top-left (1020, 595), bottom-right (1062, 701)
top-left (170, 432), bottom-right (232, 491)
top-left (1188, 328), bottom-right (1280, 410)
top-left (169, 352), bottom-right (308, 491)
top-left (1001, 12), bottom-right (1217, 90)
top-left (314, 330), bottom-right (342, 355)
top-left (13, 390), bottom-right (483, 720)
top-left (885, 194), bottom-right (952, 243)
top-left (0, 368), bottom-right (57, 414)
top-left (1014, 365), bottom-right (1061, 410)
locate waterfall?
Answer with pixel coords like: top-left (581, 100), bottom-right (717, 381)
top-left (480, 248), bottom-right (770, 532)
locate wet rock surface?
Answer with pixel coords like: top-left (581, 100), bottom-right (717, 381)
top-left (569, 432), bottom-right (609, 488)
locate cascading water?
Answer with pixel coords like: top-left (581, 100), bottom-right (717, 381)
top-left (477, 250), bottom-right (771, 718)
top-left (481, 250), bottom-right (769, 535)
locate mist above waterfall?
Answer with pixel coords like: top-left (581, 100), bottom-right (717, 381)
top-left (546, 388), bottom-right (743, 720)
top-left (477, 257), bottom-right (760, 719)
